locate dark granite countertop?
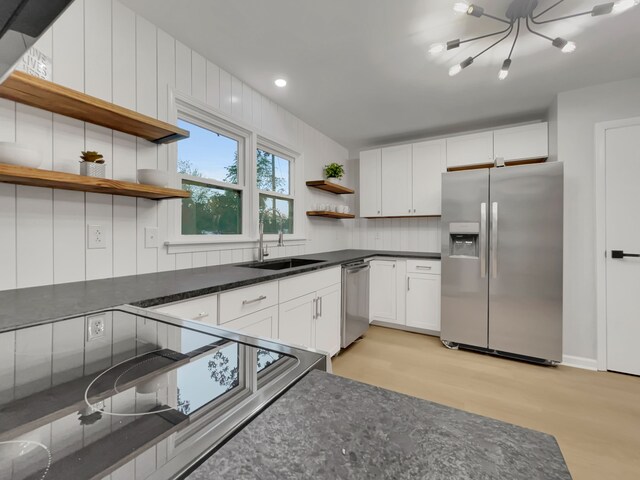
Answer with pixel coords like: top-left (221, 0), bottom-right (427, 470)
top-left (189, 370), bottom-right (571, 480)
top-left (0, 249), bottom-right (439, 333)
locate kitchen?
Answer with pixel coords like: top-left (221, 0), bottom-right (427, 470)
top-left (0, 0), bottom-right (639, 479)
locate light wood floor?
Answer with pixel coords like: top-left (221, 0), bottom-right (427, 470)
top-left (332, 326), bottom-right (640, 480)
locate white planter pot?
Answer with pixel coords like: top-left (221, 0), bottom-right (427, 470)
top-left (326, 177), bottom-right (343, 184)
top-left (80, 162), bottom-right (105, 178)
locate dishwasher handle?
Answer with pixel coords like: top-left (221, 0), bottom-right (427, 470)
top-left (344, 263), bottom-right (370, 273)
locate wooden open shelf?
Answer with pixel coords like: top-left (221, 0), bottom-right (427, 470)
top-left (307, 211), bottom-right (355, 219)
top-left (0, 71), bottom-right (189, 144)
top-left (306, 180), bottom-right (354, 195)
top-left (0, 163), bottom-right (190, 200)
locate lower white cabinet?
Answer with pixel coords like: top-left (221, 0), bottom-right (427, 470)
top-left (278, 293), bottom-right (315, 348)
top-left (406, 273), bottom-right (441, 331)
top-left (370, 260), bottom-right (399, 324)
top-left (278, 283), bottom-right (342, 357)
top-left (220, 305), bottom-right (278, 338)
top-left (152, 294), bottom-right (218, 324)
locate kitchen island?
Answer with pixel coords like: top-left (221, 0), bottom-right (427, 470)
top-left (189, 370), bottom-right (572, 480)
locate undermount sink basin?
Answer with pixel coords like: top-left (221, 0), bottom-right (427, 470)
top-left (239, 258), bottom-right (325, 271)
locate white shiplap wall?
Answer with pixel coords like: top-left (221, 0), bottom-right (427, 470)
top-left (0, 0), bottom-right (354, 292)
top-left (350, 217), bottom-right (441, 253)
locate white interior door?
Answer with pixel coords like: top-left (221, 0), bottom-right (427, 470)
top-left (605, 124), bottom-right (640, 376)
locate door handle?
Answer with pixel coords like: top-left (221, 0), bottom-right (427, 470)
top-left (480, 202), bottom-right (487, 278)
top-left (312, 298), bottom-right (317, 319)
top-left (612, 250), bottom-right (640, 258)
top-left (491, 202), bottom-right (498, 279)
top-left (319, 297), bottom-right (323, 317)
top-left (407, 277), bottom-right (410, 291)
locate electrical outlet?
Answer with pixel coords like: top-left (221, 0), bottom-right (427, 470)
top-left (145, 227), bottom-right (159, 248)
top-left (87, 225), bottom-right (105, 249)
top-left (87, 314), bottom-right (106, 342)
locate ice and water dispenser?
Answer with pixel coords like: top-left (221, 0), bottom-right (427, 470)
top-left (448, 222), bottom-right (480, 258)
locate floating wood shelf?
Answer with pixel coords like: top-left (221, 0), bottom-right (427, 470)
top-left (306, 180), bottom-right (354, 195)
top-left (0, 163), bottom-right (190, 200)
top-left (307, 211), bottom-right (355, 219)
top-left (0, 71), bottom-right (189, 144)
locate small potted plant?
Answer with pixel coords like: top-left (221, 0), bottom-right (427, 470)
top-left (79, 151), bottom-right (105, 178)
top-left (324, 162), bottom-right (345, 184)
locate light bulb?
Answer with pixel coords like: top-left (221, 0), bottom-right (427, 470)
top-left (449, 64), bottom-right (463, 76)
top-left (561, 41), bottom-right (576, 53)
top-left (429, 43), bottom-right (446, 55)
top-left (498, 59), bottom-right (511, 80)
top-left (612, 0), bottom-right (640, 13)
top-left (552, 37), bottom-right (576, 53)
top-left (274, 78), bottom-right (287, 87)
top-left (453, 2), bottom-right (470, 14)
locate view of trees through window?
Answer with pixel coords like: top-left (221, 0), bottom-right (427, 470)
top-left (256, 149), bottom-right (293, 234)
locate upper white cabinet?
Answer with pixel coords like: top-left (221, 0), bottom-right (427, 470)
top-left (446, 131), bottom-right (494, 169)
top-left (381, 144), bottom-right (413, 216)
top-left (359, 149), bottom-right (382, 217)
top-left (412, 139), bottom-right (447, 216)
top-left (493, 123), bottom-right (548, 162)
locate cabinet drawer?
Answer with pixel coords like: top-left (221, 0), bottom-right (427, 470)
top-left (153, 294), bottom-right (218, 324)
top-left (219, 281), bottom-right (279, 324)
top-left (406, 259), bottom-right (441, 275)
top-left (218, 306), bottom-right (278, 339)
top-left (279, 267), bottom-right (341, 304)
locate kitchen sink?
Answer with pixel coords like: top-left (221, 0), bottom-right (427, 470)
top-left (238, 258), bottom-right (325, 270)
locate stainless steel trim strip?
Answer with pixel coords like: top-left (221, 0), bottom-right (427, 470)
top-left (480, 202), bottom-right (487, 278)
top-left (491, 201), bottom-right (498, 278)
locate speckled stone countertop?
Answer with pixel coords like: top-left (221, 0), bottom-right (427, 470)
top-left (0, 249), bottom-right (439, 332)
top-left (188, 370), bottom-right (571, 480)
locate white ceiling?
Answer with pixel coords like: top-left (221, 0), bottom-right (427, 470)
top-left (122, 0), bottom-right (640, 151)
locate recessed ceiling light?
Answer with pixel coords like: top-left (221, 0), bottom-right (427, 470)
top-left (274, 78), bottom-right (287, 88)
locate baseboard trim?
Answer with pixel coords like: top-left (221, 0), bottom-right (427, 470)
top-left (562, 355), bottom-right (598, 371)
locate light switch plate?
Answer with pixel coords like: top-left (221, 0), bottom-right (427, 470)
top-left (87, 225), bottom-right (105, 249)
top-left (145, 227), bottom-right (159, 248)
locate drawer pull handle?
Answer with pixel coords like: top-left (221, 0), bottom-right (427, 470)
top-left (243, 295), bottom-right (267, 305)
top-left (416, 266), bottom-right (432, 270)
top-left (193, 312), bottom-right (209, 319)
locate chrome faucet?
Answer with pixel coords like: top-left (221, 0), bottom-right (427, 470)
top-left (277, 229), bottom-right (285, 247)
top-left (258, 221), bottom-right (269, 262)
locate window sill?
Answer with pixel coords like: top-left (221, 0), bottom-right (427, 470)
top-left (165, 236), bottom-right (308, 255)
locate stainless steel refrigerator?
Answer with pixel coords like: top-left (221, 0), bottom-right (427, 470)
top-left (440, 162), bottom-right (563, 363)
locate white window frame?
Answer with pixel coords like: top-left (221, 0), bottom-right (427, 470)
top-left (255, 136), bottom-right (299, 240)
top-left (166, 90), bottom-right (305, 251)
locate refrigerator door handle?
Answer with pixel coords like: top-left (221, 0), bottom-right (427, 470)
top-left (491, 202), bottom-right (498, 278)
top-left (480, 202), bottom-right (487, 278)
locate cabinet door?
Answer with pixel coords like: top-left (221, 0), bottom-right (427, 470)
top-left (220, 306), bottom-right (278, 339)
top-left (412, 139), bottom-right (447, 216)
top-left (493, 122), bottom-right (548, 162)
top-left (359, 149), bottom-right (382, 217)
top-left (314, 283), bottom-right (342, 356)
top-left (278, 293), bottom-right (315, 349)
top-left (370, 260), bottom-right (398, 323)
top-left (153, 294), bottom-right (218, 324)
top-left (381, 144), bottom-right (413, 216)
top-left (406, 273), bottom-right (441, 332)
top-left (446, 131), bottom-right (494, 169)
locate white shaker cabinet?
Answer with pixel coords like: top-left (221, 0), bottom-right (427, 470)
top-left (278, 293), bottom-right (315, 348)
top-left (314, 283), bottom-right (342, 356)
top-left (369, 260), bottom-right (400, 324)
top-left (446, 131), bottom-right (494, 169)
top-left (219, 306), bottom-right (278, 338)
top-left (359, 148), bottom-right (382, 217)
top-left (493, 122), bottom-right (548, 162)
top-left (381, 144), bottom-right (413, 216)
top-left (412, 139), bottom-right (447, 216)
top-left (406, 273), bottom-right (441, 332)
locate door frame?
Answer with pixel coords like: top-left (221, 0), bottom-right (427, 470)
top-left (594, 116), bottom-right (640, 371)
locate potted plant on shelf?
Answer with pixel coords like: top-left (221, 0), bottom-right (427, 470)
top-left (79, 151), bottom-right (105, 178)
top-left (324, 162), bottom-right (345, 184)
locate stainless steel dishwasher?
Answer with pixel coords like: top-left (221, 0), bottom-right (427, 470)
top-left (341, 260), bottom-right (370, 348)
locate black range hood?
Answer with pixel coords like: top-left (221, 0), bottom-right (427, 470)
top-left (0, 0), bottom-right (75, 81)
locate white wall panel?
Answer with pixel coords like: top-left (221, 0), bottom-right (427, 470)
top-left (219, 70), bottom-right (232, 114)
top-left (85, 0), bottom-right (112, 101)
top-left (0, 331), bottom-right (15, 404)
top-left (0, 99), bottom-right (16, 290)
top-left (175, 41), bottom-right (192, 95)
top-left (135, 15), bottom-right (157, 118)
top-left (191, 51), bottom-right (207, 103)
top-left (206, 61), bottom-right (220, 109)
top-left (16, 186), bottom-right (53, 288)
top-left (52, 0), bottom-right (84, 91)
top-left (86, 193), bottom-right (113, 280)
top-left (231, 76), bottom-right (243, 120)
top-left (112, 0), bottom-right (136, 110)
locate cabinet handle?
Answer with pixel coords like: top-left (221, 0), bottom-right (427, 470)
top-left (312, 298), bottom-right (316, 319)
top-left (193, 311), bottom-right (209, 319)
top-left (407, 277), bottom-right (410, 291)
top-left (416, 265), bottom-right (432, 270)
top-left (408, 209), bottom-right (411, 213)
top-left (242, 295), bottom-right (267, 305)
top-left (413, 209), bottom-right (416, 213)
top-left (320, 297), bottom-right (323, 317)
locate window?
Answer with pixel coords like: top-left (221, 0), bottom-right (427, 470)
top-left (177, 118), bottom-right (246, 235)
top-left (257, 148), bottom-right (294, 234)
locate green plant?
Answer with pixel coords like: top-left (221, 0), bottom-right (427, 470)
top-left (80, 151), bottom-right (105, 164)
top-left (324, 162), bottom-right (345, 179)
